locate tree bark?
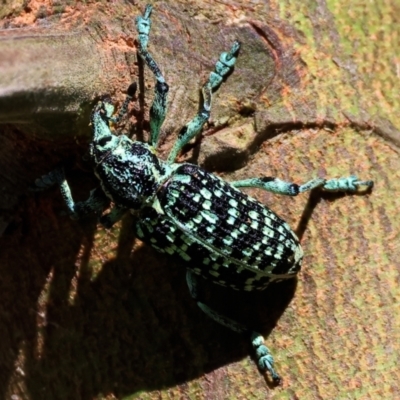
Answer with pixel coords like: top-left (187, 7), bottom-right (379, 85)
top-left (1, 1), bottom-right (399, 399)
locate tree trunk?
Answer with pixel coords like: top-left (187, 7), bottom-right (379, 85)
top-left (1, 0), bottom-right (399, 399)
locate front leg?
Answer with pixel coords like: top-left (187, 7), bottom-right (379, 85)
top-left (167, 41), bottom-right (240, 163)
top-left (35, 168), bottom-right (109, 219)
top-left (136, 5), bottom-right (169, 147)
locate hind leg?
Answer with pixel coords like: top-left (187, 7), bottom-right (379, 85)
top-left (186, 270), bottom-right (281, 384)
top-left (231, 175), bottom-right (373, 195)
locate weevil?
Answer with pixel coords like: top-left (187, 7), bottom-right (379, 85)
top-left (35, 5), bottom-right (373, 384)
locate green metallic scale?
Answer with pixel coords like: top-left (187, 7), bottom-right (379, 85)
top-left (35, 5), bottom-right (373, 384)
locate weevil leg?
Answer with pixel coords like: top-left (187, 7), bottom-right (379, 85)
top-left (33, 167), bottom-right (65, 191)
top-left (109, 82), bottom-right (137, 124)
top-left (167, 41), bottom-right (240, 163)
top-left (251, 332), bottom-right (281, 385)
top-left (322, 175), bottom-right (374, 192)
top-left (186, 270), bottom-right (281, 384)
top-left (186, 270), bottom-right (247, 333)
top-left (231, 175), bottom-right (373, 195)
top-left (136, 5), bottom-right (169, 147)
top-left (70, 187), bottom-right (110, 219)
top-left (34, 168), bottom-right (109, 219)
top-left (99, 205), bottom-right (128, 228)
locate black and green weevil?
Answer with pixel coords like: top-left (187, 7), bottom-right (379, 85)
top-left (35, 4), bottom-right (373, 384)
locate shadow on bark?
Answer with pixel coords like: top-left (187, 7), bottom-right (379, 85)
top-left (0, 184), bottom-right (296, 399)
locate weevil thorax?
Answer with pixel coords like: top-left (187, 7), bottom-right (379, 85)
top-left (89, 98), bottom-right (171, 210)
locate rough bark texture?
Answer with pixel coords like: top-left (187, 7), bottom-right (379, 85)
top-left (1, 0), bottom-right (399, 399)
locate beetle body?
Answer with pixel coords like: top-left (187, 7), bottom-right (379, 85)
top-left (89, 115), bottom-right (303, 291)
top-left (136, 162), bottom-right (303, 291)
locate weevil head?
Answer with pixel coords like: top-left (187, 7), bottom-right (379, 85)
top-left (89, 97), bottom-right (120, 163)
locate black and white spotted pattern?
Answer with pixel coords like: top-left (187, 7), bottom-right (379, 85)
top-left (136, 164), bottom-right (303, 291)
